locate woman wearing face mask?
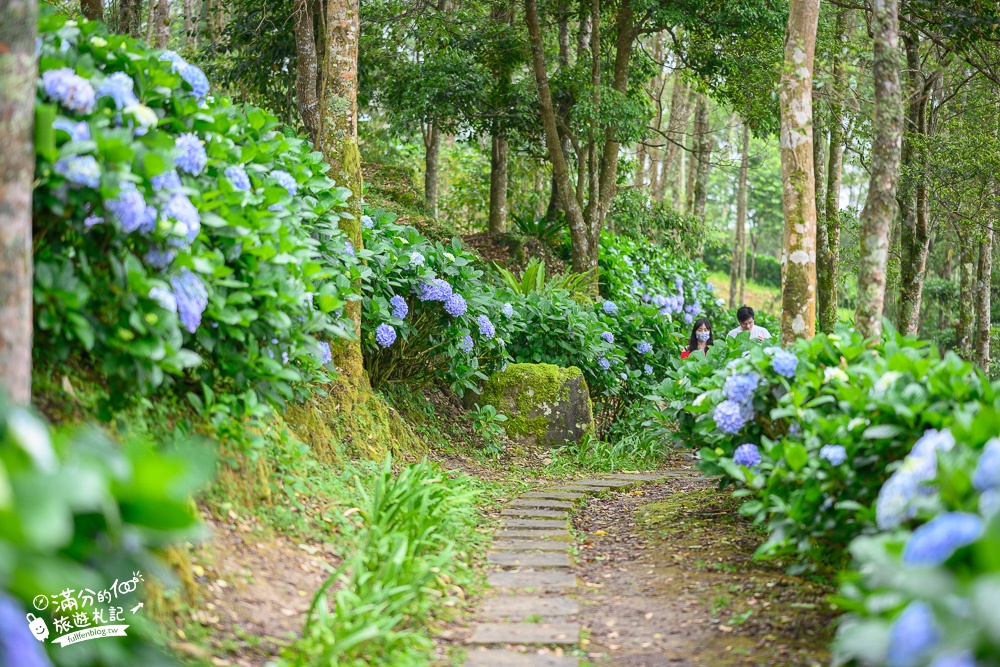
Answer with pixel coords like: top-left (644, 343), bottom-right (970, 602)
top-left (681, 318), bottom-right (714, 359)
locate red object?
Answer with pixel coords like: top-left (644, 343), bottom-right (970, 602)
top-left (680, 350), bottom-right (691, 359)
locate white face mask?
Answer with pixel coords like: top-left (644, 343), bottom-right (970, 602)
top-left (696, 332), bottom-right (710, 342)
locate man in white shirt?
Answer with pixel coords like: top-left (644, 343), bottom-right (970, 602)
top-left (728, 306), bottom-right (772, 341)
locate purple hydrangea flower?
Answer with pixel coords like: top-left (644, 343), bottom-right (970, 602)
top-left (170, 268), bottom-right (208, 333)
top-left (601, 332), bottom-right (614, 344)
top-left (460, 335), bottom-right (474, 353)
top-left (444, 293), bottom-right (467, 317)
top-left (644, 364), bottom-right (654, 376)
top-left (225, 165), bottom-right (251, 192)
top-left (143, 247), bottom-right (176, 270)
top-left (724, 373), bottom-right (760, 405)
top-left (602, 300), bottom-right (619, 315)
top-left (83, 213), bottom-right (104, 228)
top-left (151, 169), bottom-right (182, 192)
top-left (52, 118), bottom-right (90, 141)
top-left (0, 594), bottom-right (54, 667)
top-left (179, 62), bottom-right (210, 99)
top-left (733, 443), bottom-right (761, 468)
top-left (42, 68), bottom-right (96, 113)
top-left (375, 323), bottom-right (397, 348)
top-left (174, 133), bottom-right (207, 175)
top-left (53, 155), bottom-right (101, 188)
top-left (159, 50), bottom-right (187, 71)
top-left (886, 601), bottom-right (939, 667)
top-left (317, 341), bottom-right (332, 365)
top-left (771, 349), bottom-right (799, 378)
top-left (501, 302), bottom-right (514, 318)
top-left (409, 251), bottom-right (425, 267)
top-left (106, 183), bottom-right (157, 233)
top-left (820, 445), bottom-right (847, 466)
top-left (598, 356), bottom-right (611, 371)
top-left (149, 286), bottom-right (177, 312)
top-left (684, 313), bottom-right (693, 324)
top-left (902, 512), bottom-right (984, 566)
top-left (269, 169), bottom-right (297, 196)
top-left (477, 315), bottom-right (495, 338)
top-left (417, 279), bottom-right (452, 302)
top-left (362, 214), bottom-right (374, 229)
top-left (974, 438), bottom-right (1000, 492)
top-left (163, 192), bottom-right (201, 243)
top-left (390, 295), bottom-right (408, 319)
top-left (96, 71), bottom-right (138, 110)
top-left (344, 240), bottom-right (355, 256)
top-left (713, 400), bottom-right (746, 434)
top-left (637, 341), bottom-right (653, 355)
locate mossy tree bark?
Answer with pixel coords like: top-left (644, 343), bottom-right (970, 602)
top-left (855, 0), bottom-right (903, 340)
top-left (422, 119), bottom-right (441, 218)
top-left (489, 131), bottom-right (509, 233)
top-left (81, 0), bottom-right (102, 20)
top-left (691, 93), bottom-right (712, 233)
top-left (778, 0), bottom-right (820, 344)
top-left (0, 0), bottom-right (36, 405)
top-left (975, 217), bottom-right (993, 371)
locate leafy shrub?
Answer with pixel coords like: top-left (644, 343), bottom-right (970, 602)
top-left (493, 258), bottom-right (595, 299)
top-left (608, 188), bottom-right (702, 256)
top-left (33, 15), bottom-right (356, 414)
top-left (510, 210), bottom-right (567, 246)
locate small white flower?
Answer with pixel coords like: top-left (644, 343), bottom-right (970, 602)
top-left (125, 104), bottom-right (158, 132)
top-left (90, 36), bottom-right (108, 47)
top-left (848, 417), bottom-right (867, 432)
top-left (823, 367), bottom-right (848, 383)
top-left (693, 392), bottom-right (708, 407)
top-left (872, 371), bottom-right (901, 395)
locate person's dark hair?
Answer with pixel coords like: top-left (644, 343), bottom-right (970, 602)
top-left (736, 305), bottom-right (755, 324)
top-left (687, 318), bottom-right (715, 353)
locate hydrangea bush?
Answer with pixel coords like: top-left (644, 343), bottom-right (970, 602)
top-left (33, 15), bottom-right (358, 414)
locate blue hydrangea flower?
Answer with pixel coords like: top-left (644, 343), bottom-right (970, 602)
top-left (902, 512), bottom-right (984, 566)
top-left (877, 470), bottom-right (919, 530)
top-left (637, 341), bottom-right (653, 355)
top-left (598, 356), bottom-right (611, 371)
top-left (53, 118), bottom-right (90, 141)
top-left (820, 445), bottom-right (847, 466)
top-left (42, 68), bottom-right (96, 113)
top-left (602, 300), bottom-right (619, 315)
top-left (652, 295), bottom-right (667, 308)
top-left (96, 71), bottom-right (138, 110)
top-left (269, 203), bottom-right (285, 213)
top-left (644, 364), bottom-right (654, 376)
top-left (684, 313), bottom-right (693, 324)
top-left (390, 295), bottom-right (408, 319)
top-left (148, 286), bottom-right (177, 312)
top-left (733, 443), bottom-right (761, 468)
top-left (444, 293), bottom-right (467, 317)
top-left (163, 192), bottom-right (201, 243)
top-left (317, 341), bottom-right (332, 365)
top-left (905, 429), bottom-right (955, 483)
top-left (501, 302), bottom-right (514, 318)
top-left (477, 315), bottom-right (495, 338)
top-left (705, 282), bottom-right (714, 292)
top-left (714, 400), bottom-right (747, 434)
top-left (159, 50), bottom-right (187, 71)
top-left (175, 133), bottom-right (207, 175)
top-left (886, 601), bottom-right (939, 667)
top-left (771, 349), bottom-right (799, 378)
top-left (375, 323), bottom-right (397, 348)
top-left (417, 279), bottom-right (452, 302)
top-left (460, 335), bottom-right (474, 353)
top-left (151, 169), bottom-right (182, 191)
top-left (601, 332), bottom-right (614, 344)
top-left (632, 279), bottom-right (644, 290)
top-left (928, 652), bottom-right (977, 667)
top-left (143, 247), bottom-right (176, 270)
top-left (362, 215), bottom-right (374, 229)
top-left (179, 62), bottom-right (210, 98)
top-left (106, 183), bottom-right (157, 233)
top-left (409, 251), bottom-right (425, 267)
top-left (685, 303), bottom-right (702, 317)
top-left (674, 276), bottom-right (684, 291)
top-left (980, 488), bottom-right (1000, 518)
top-left (53, 155), bottom-right (100, 188)
top-left (0, 594), bottom-right (54, 667)
top-left (84, 213), bottom-right (103, 228)
top-left (641, 264), bottom-right (649, 275)
top-left (973, 438), bottom-right (1000, 492)
top-left (225, 165), bottom-right (251, 192)
top-left (170, 268), bottom-right (208, 333)
top-left (269, 169), bottom-right (297, 196)
top-left (788, 421), bottom-right (801, 436)
top-left (724, 373), bottom-right (760, 405)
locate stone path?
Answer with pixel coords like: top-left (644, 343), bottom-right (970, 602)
top-left (464, 473), bottom-right (670, 666)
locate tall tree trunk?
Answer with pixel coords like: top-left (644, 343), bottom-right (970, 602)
top-left (854, 0), bottom-right (903, 340)
top-left (958, 228), bottom-right (975, 358)
top-left (691, 94), bottom-right (711, 222)
top-left (153, 0), bottom-right (169, 47)
top-left (778, 0), bottom-right (821, 344)
top-left (293, 0), bottom-right (320, 143)
top-left (975, 219), bottom-right (993, 371)
top-left (81, 0), bottom-right (103, 20)
top-left (684, 94), bottom-right (701, 215)
top-left (658, 76), bottom-right (687, 202)
top-left (750, 231), bottom-right (760, 281)
top-left (818, 9), bottom-right (849, 333)
top-left (731, 123), bottom-right (750, 308)
top-left (0, 0), bottom-right (37, 405)
top-left (423, 120), bottom-right (441, 218)
top-left (647, 35), bottom-right (665, 198)
top-left (488, 131), bottom-right (509, 233)
top-left (634, 143), bottom-right (646, 188)
top-left (671, 84), bottom-right (693, 209)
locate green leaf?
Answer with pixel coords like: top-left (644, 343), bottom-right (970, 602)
top-left (35, 104), bottom-right (58, 162)
top-left (784, 442), bottom-right (808, 472)
top-left (863, 424), bottom-right (902, 440)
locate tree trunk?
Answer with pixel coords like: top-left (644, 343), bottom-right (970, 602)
top-left (975, 220), bottom-right (993, 371)
top-left (672, 84), bottom-right (694, 210)
top-left (153, 0), bottom-right (169, 47)
top-left (750, 231), bottom-right (759, 281)
top-left (684, 94), bottom-right (701, 215)
top-left (423, 120), bottom-right (441, 218)
top-left (81, 0), bottom-right (103, 20)
top-left (634, 143), bottom-right (646, 188)
top-left (293, 0), bottom-right (321, 143)
top-left (730, 123), bottom-right (749, 308)
top-left (813, 96), bottom-right (827, 274)
top-left (692, 94), bottom-right (711, 224)
top-left (0, 0), bottom-right (37, 405)
top-left (646, 34), bottom-right (664, 198)
top-left (488, 131), bottom-right (509, 233)
top-left (854, 0), bottom-right (903, 340)
top-left (778, 0), bottom-right (821, 344)
top-left (658, 77), bottom-right (687, 203)
top-left (957, 229), bottom-right (975, 358)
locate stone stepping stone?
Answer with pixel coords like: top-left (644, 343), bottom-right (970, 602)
top-left (492, 540), bottom-right (570, 552)
top-left (573, 479), bottom-right (633, 487)
top-left (482, 595), bottom-right (579, 619)
top-left (509, 499), bottom-right (574, 509)
top-left (501, 508), bottom-right (567, 519)
top-left (521, 491), bottom-right (585, 500)
top-left (468, 622), bottom-right (579, 645)
top-left (553, 485), bottom-right (607, 493)
top-left (495, 529), bottom-right (569, 539)
top-left (500, 518), bottom-right (567, 529)
top-left (488, 570), bottom-right (577, 590)
top-left (603, 472), bottom-right (669, 481)
top-left (465, 648), bottom-right (579, 666)
top-left (488, 552), bottom-right (571, 567)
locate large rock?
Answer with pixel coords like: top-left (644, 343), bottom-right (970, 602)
top-left (478, 363), bottom-right (593, 447)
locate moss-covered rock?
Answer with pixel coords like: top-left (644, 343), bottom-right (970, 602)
top-left (477, 363), bottom-right (593, 447)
